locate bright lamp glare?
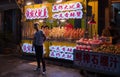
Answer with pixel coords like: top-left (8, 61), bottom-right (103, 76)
top-left (39, 20), bottom-right (44, 23)
top-left (26, 2), bottom-right (32, 5)
top-left (56, 0), bottom-right (62, 3)
top-left (60, 19), bottom-right (66, 22)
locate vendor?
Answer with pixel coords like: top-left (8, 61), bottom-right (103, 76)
top-left (41, 21), bottom-right (49, 29)
top-left (64, 20), bottom-right (73, 30)
top-left (102, 22), bottom-right (120, 44)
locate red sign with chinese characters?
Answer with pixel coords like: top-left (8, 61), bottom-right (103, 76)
top-left (74, 50), bottom-right (120, 76)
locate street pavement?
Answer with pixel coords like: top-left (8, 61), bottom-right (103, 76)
top-left (0, 54), bottom-right (83, 77)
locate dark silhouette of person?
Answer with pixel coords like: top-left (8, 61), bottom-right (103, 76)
top-left (102, 22), bottom-right (120, 44)
top-left (32, 23), bottom-right (46, 74)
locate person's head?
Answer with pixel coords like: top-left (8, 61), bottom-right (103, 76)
top-left (34, 23), bottom-right (39, 31)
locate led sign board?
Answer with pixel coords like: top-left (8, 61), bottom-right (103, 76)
top-left (25, 7), bottom-right (49, 19)
top-left (52, 2), bottom-right (83, 19)
top-left (49, 46), bottom-right (75, 61)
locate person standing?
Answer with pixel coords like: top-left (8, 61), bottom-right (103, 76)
top-left (102, 22), bottom-right (119, 44)
top-left (32, 23), bottom-right (46, 74)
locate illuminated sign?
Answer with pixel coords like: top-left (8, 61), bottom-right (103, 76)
top-left (49, 46), bottom-right (75, 61)
top-left (52, 10), bottom-right (83, 19)
top-left (74, 50), bottom-right (120, 75)
top-left (22, 43), bottom-right (46, 54)
top-left (52, 2), bottom-right (83, 19)
top-left (25, 7), bottom-right (49, 19)
top-left (22, 43), bottom-right (34, 53)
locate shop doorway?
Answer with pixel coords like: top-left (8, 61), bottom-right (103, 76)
top-left (3, 9), bottom-right (21, 44)
top-left (111, 2), bottom-right (120, 43)
top-left (111, 2), bottom-right (120, 28)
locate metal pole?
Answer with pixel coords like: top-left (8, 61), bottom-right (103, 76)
top-left (84, 0), bottom-right (89, 38)
top-left (86, 0), bottom-right (88, 28)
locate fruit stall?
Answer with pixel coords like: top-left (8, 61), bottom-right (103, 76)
top-left (74, 35), bottom-right (120, 76)
top-left (21, 0), bottom-right (89, 61)
top-left (20, 0), bottom-right (120, 76)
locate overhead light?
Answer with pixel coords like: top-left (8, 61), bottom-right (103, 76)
top-left (26, 2), bottom-right (32, 5)
top-left (60, 19), bottom-right (66, 22)
top-left (39, 20), bottom-right (44, 23)
top-left (88, 18), bottom-right (96, 25)
top-left (56, 0), bottom-right (63, 3)
top-left (88, 14), bottom-right (96, 25)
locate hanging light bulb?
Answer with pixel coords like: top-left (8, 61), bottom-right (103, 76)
top-left (39, 20), bottom-right (44, 23)
top-left (88, 18), bottom-right (96, 25)
top-left (56, 0), bottom-right (63, 3)
top-left (88, 14), bottom-right (96, 25)
top-left (26, 2), bottom-right (32, 5)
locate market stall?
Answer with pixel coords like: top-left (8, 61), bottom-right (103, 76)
top-left (20, 0), bottom-right (120, 76)
top-left (21, 3), bottom-right (52, 57)
top-left (21, 0), bottom-right (88, 61)
top-left (74, 28), bottom-right (120, 76)
top-left (74, 49), bottom-right (120, 76)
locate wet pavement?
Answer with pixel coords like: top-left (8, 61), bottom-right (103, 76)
top-left (0, 54), bottom-right (118, 77)
top-left (0, 54), bottom-right (83, 77)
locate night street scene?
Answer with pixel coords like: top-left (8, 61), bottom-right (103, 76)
top-left (0, 0), bottom-right (120, 77)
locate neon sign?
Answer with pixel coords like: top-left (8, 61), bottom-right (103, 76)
top-left (52, 2), bottom-right (83, 19)
top-left (25, 7), bottom-right (49, 19)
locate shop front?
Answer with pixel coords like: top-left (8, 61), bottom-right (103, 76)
top-left (74, 49), bottom-right (120, 76)
top-left (73, 0), bottom-right (120, 76)
top-left (21, 0), bottom-right (90, 62)
top-left (20, 0), bottom-right (120, 76)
